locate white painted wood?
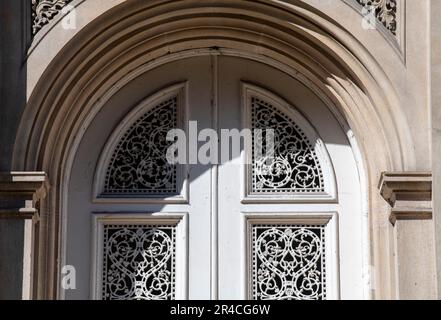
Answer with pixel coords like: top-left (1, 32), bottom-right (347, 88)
top-left (64, 54), bottom-right (366, 300)
top-left (210, 55), bottom-right (220, 300)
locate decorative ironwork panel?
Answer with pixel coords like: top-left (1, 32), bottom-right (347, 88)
top-left (104, 97), bottom-right (178, 195)
top-left (355, 0), bottom-right (397, 36)
top-left (102, 224), bottom-right (176, 300)
top-left (251, 97), bottom-right (324, 194)
top-left (32, 0), bottom-right (73, 35)
top-left (252, 224), bottom-right (326, 300)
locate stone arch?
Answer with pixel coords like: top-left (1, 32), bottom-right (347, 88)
top-left (13, 0), bottom-right (413, 298)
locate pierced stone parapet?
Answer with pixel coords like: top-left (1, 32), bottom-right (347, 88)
top-left (32, 0), bottom-right (73, 35)
top-left (355, 0), bottom-right (397, 36)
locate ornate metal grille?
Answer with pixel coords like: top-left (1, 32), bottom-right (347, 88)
top-left (32, 0), bottom-right (73, 35)
top-left (104, 97), bottom-right (178, 195)
top-left (102, 224), bottom-right (176, 300)
top-left (251, 97), bottom-right (324, 194)
top-left (355, 0), bottom-right (397, 36)
top-left (252, 224), bottom-right (326, 300)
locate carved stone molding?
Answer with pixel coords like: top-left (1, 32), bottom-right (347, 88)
top-left (0, 172), bottom-right (49, 219)
top-left (32, 0), bottom-right (73, 35)
top-left (379, 172), bottom-right (432, 225)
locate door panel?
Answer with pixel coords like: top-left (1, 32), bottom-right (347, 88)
top-left (217, 56), bottom-right (364, 299)
top-left (67, 56), bottom-right (214, 299)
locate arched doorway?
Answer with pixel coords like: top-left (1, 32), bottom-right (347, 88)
top-left (14, 0), bottom-right (416, 299)
top-left (66, 54), bottom-right (365, 299)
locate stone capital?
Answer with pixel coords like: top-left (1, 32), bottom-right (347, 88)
top-left (0, 172), bottom-right (49, 219)
top-left (379, 172), bottom-right (432, 225)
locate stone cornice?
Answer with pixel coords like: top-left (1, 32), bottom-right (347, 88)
top-left (0, 172), bottom-right (49, 219)
top-left (379, 172), bottom-right (432, 225)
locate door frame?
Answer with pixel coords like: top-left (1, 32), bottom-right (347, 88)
top-left (58, 50), bottom-right (371, 300)
top-left (21, 49), bottom-right (373, 300)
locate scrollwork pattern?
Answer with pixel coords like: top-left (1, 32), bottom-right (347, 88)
top-left (252, 97), bottom-right (324, 194)
top-left (104, 97), bottom-right (177, 195)
top-left (356, 0), bottom-right (397, 36)
top-left (252, 225), bottom-right (326, 300)
top-left (102, 225), bottom-right (176, 300)
top-left (32, 0), bottom-right (73, 35)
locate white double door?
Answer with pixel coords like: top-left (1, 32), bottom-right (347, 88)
top-left (66, 55), bottom-right (365, 300)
